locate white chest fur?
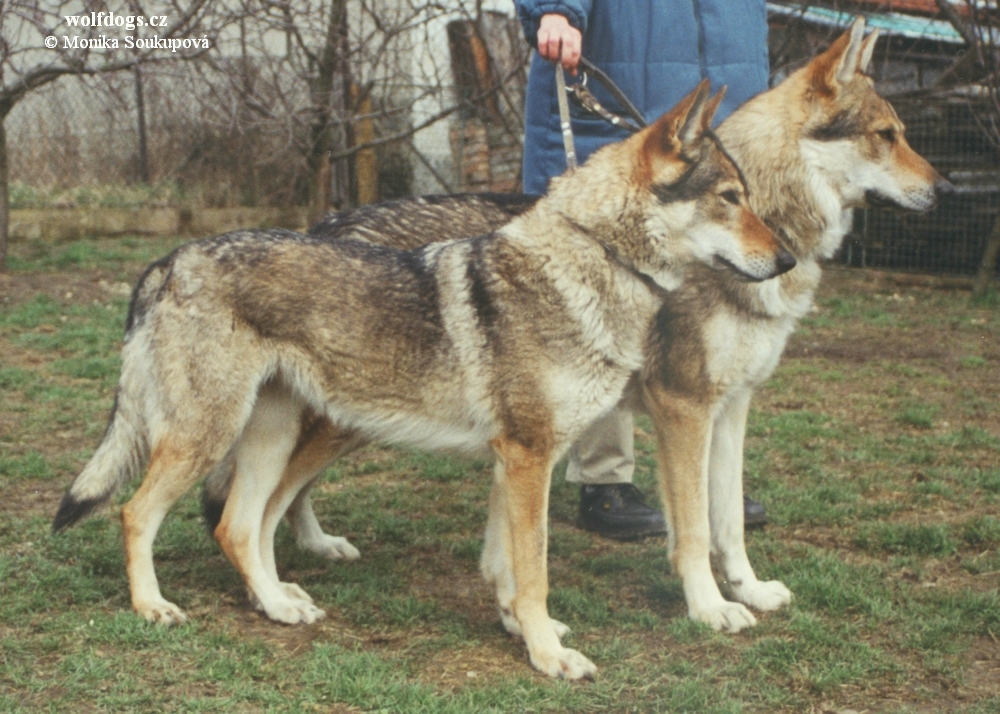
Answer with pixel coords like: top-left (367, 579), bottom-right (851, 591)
top-left (702, 309), bottom-right (796, 395)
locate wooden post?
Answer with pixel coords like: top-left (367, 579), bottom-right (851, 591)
top-left (353, 89), bottom-right (377, 206)
top-left (974, 214), bottom-right (1000, 296)
top-left (135, 66), bottom-right (150, 184)
top-left (0, 119), bottom-right (8, 271)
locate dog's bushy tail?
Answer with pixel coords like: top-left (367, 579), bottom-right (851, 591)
top-left (52, 261), bottom-right (172, 532)
top-left (52, 385), bottom-right (148, 531)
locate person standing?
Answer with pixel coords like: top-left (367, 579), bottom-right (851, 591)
top-left (517, 0), bottom-right (771, 538)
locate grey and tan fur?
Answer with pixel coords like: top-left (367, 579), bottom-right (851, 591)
top-left (206, 17), bottom-right (949, 638)
top-left (199, 193), bottom-right (541, 559)
top-left (642, 17), bottom-right (948, 627)
top-left (53, 82), bottom-right (794, 679)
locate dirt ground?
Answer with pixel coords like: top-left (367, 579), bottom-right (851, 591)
top-left (1, 243), bottom-right (999, 712)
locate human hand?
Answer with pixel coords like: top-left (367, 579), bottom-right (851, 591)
top-left (537, 13), bottom-right (581, 74)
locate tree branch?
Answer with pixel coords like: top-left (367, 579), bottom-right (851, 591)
top-left (935, 0), bottom-right (977, 49)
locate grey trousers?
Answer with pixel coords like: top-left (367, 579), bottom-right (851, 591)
top-left (564, 404), bottom-right (635, 485)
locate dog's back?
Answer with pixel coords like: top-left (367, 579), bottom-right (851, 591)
top-left (309, 193), bottom-right (539, 249)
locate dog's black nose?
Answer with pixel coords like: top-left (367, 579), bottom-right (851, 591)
top-left (776, 249), bottom-right (797, 275)
top-left (935, 178), bottom-right (955, 196)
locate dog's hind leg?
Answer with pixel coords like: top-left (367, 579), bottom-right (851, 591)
top-left (122, 437), bottom-right (229, 625)
top-left (709, 390), bottom-right (791, 612)
top-left (257, 421), bottom-right (364, 603)
top-left (286, 489), bottom-right (358, 560)
top-left (281, 420), bottom-right (365, 563)
top-left (492, 437), bottom-right (595, 680)
top-left (645, 384), bottom-right (757, 633)
top-left (481, 463), bottom-right (570, 640)
top-left (214, 384), bottom-right (325, 624)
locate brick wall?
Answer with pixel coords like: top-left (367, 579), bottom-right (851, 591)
top-left (450, 118), bottom-right (522, 193)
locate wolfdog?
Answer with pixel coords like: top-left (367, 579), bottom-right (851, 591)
top-left (198, 193), bottom-right (540, 561)
top-left (204, 17), bottom-right (950, 639)
top-left (644, 17), bottom-right (948, 630)
top-left (53, 82), bottom-right (793, 678)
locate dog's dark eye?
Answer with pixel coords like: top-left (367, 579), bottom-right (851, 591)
top-left (878, 128), bottom-right (896, 143)
top-left (721, 190), bottom-right (740, 205)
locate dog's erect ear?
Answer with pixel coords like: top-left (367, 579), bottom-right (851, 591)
top-left (643, 79), bottom-right (711, 160)
top-left (836, 17), bottom-right (867, 84)
top-left (700, 86), bottom-right (727, 132)
top-left (859, 27), bottom-right (880, 74)
top-left (677, 80), bottom-right (712, 153)
top-left (811, 16), bottom-right (867, 92)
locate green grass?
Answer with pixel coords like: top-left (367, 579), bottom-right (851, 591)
top-left (896, 402), bottom-right (940, 429)
top-left (9, 180), bottom-right (185, 210)
top-left (854, 522), bottom-right (957, 557)
top-left (1, 242), bottom-right (999, 712)
top-left (0, 450), bottom-right (55, 480)
top-left (4, 236), bottom-right (186, 276)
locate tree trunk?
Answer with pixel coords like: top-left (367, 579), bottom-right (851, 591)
top-left (353, 91), bottom-right (377, 206)
top-left (0, 118), bottom-right (8, 272)
top-left (135, 66), bottom-right (150, 184)
top-left (308, 0), bottom-right (349, 223)
top-left (973, 212), bottom-right (1000, 297)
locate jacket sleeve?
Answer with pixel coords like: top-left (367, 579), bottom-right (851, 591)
top-left (516, 0), bottom-right (593, 47)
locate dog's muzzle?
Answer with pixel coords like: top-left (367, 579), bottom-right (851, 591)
top-left (775, 249), bottom-right (797, 276)
top-left (866, 183), bottom-right (947, 213)
top-left (935, 178), bottom-right (955, 197)
top-left (713, 251), bottom-right (795, 282)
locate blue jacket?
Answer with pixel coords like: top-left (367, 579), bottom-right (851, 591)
top-left (518, 0), bottom-right (769, 194)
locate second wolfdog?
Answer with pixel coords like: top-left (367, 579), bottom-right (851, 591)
top-left (208, 17), bottom-right (950, 637)
top-left (53, 83), bottom-right (793, 679)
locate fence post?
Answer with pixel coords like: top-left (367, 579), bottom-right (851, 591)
top-left (0, 119), bottom-right (7, 271)
top-left (134, 65), bottom-right (150, 184)
top-left (973, 215), bottom-right (1000, 296)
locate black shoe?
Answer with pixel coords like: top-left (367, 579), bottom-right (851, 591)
top-left (576, 484), bottom-right (668, 540)
top-left (744, 495), bottom-right (768, 529)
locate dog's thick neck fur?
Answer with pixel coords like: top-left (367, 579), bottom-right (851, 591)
top-left (718, 77), bottom-right (850, 268)
top-left (712, 28), bottom-right (876, 316)
top-left (500, 130), bottom-right (705, 297)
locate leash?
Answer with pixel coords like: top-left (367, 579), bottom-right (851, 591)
top-left (551, 54), bottom-right (669, 299)
top-left (574, 57), bottom-right (647, 132)
top-left (553, 54), bottom-right (647, 171)
top-left (555, 63), bottom-right (578, 170)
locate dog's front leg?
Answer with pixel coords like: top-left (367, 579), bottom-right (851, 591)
top-left (645, 385), bottom-right (756, 633)
top-left (490, 438), bottom-right (596, 680)
top-left (481, 463), bottom-right (570, 640)
top-left (709, 390), bottom-right (791, 612)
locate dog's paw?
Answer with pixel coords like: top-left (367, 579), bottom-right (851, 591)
top-left (731, 579), bottom-right (792, 612)
top-left (500, 608), bottom-right (571, 639)
top-left (690, 600), bottom-right (756, 633)
top-left (280, 582), bottom-right (315, 604)
top-left (301, 535), bottom-right (360, 561)
top-left (529, 646), bottom-right (597, 680)
top-left (247, 584), bottom-right (314, 609)
top-left (134, 598), bottom-right (188, 626)
top-left (262, 597), bottom-right (326, 625)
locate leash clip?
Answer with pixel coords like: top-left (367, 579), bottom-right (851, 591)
top-left (554, 63), bottom-right (578, 171)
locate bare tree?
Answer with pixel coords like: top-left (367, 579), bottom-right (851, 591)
top-left (197, 0), bottom-right (527, 221)
top-left (0, 0), bottom-right (234, 269)
top-left (3, 2), bottom-right (528, 256)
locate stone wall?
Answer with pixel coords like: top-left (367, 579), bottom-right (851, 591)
top-left (9, 206), bottom-right (310, 243)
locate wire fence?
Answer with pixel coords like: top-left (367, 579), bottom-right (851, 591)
top-left (8, 65), bottom-right (316, 208)
top-left (7, 6), bottom-right (1000, 281)
top-left (7, 8), bottom-right (528, 212)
